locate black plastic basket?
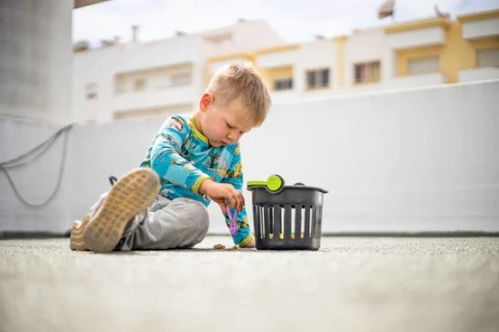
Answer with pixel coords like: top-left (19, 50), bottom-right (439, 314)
top-left (248, 184), bottom-right (328, 250)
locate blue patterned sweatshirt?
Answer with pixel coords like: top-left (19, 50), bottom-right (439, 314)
top-left (140, 115), bottom-right (252, 245)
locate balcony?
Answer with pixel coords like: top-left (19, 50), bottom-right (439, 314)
top-left (257, 47), bottom-right (299, 68)
top-left (459, 67), bottom-right (499, 82)
top-left (385, 19), bottom-right (449, 50)
top-left (458, 11), bottom-right (499, 39)
top-left (113, 85), bottom-right (197, 112)
top-left (385, 73), bottom-right (446, 89)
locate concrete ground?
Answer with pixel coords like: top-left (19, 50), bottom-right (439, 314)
top-left (0, 236), bottom-right (498, 332)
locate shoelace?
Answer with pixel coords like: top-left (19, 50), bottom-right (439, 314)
top-left (109, 176), bottom-right (118, 186)
top-left (226, 205), bottom-right (238, 236)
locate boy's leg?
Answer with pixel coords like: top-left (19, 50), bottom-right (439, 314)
top-left (82, 168), bottom-right (160, 252)
top-left (116, 196), bottom-right (209, 250)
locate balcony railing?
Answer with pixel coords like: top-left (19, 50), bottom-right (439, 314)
top-left (459, 67), bottom-right (499, 82)
top-left (113, 85), bottom-right (197, 112)
top-left (385, 73), bottom-right (446, 89)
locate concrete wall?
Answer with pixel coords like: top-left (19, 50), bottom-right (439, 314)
top-left (0, 0), bottom-right (72, 124)
top-left (1, 81), bottom-right (498, 233)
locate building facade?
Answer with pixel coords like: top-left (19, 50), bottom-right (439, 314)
top-left (72, 20), bottom-right (284, 123)
top-left (73, 9), bottom-right (499, 123)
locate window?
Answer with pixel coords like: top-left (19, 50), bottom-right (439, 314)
top-left (306, 68), bottom-right (330, 89)
top-left (274, 78), bottom-right (293, 91)
top-left (408, 56), bottom-right (439, 75)
top-left (134, 78), bottom-right (146, 92)
top-left (85, 83), bottom-right (98, 99)
top-left (477, 48), bottom-right (499, 68)
top-left (354, 61), bottom-right (381, 84)
top-left (171, 72), bottom-right (192, 87)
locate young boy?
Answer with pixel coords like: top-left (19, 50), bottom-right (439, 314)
top-left (70, 63), bottom-right (272, 252)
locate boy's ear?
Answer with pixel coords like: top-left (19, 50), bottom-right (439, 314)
top-left (200, 93), bottom-right (213, 111)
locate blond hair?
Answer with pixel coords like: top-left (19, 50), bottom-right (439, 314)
top-left (206, 63), bottom-right (271, 127)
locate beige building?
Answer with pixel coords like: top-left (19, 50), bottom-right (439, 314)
top-left (229, 9), bottom-right (499, 100)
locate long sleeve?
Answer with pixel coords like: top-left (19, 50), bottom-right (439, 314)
top-left (149, 116), bottom-right (210, 194)
top-left (222, 144), bottom-right (252, 245)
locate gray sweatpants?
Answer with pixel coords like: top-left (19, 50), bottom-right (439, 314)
top-left (89, 193), bottom-right (210, 250)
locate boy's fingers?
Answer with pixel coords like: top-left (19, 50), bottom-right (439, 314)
top-left (232, 192), bottom-right (241, 210)
top-left (225, 188), bottom-right (244, 211)
top-left (236, 195), bottom-right (243, 211)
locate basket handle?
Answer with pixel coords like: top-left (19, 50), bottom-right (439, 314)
top-left (247, 174), bottom-right (285, 193)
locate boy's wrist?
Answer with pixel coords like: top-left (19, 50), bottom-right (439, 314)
top-left (198, 178), bottom-right (214, 195)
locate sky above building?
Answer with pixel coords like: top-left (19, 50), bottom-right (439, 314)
top-left (73, 0), bottom-right (499, 46)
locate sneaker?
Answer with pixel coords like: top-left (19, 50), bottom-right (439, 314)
top-left (83, 168), bottom-right (160, 253)
top-left (70, 214), bottom-right (91, 251)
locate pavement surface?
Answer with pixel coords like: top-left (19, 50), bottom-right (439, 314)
top-left (1, 236), bottom-right (498, 332)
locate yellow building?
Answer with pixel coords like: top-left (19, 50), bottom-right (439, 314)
top-left (207, 9), bottom-right (499, 103)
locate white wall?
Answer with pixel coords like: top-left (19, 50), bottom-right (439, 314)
top-left (1, 81), bottom-right (498, 234)
top-left (244, 80), bottom-right (499, 232)
top-left (0, 118), bottom-right (69, 232)
top-left (0, 0), bottom-right (72, 124)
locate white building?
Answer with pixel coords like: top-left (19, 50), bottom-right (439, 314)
top-left (72, 20), bottom-right (284, 123)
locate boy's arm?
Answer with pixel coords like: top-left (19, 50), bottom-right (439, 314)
top-left (149, 117), bottom-right (209, 194)
top-left (221, 145), bottom-right (254, 247)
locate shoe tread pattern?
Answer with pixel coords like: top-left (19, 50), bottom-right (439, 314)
top-left (84, 168), bottom-right (160, 252)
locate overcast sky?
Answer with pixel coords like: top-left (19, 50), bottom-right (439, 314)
top-left (73, 0), bottom-right (499, 46)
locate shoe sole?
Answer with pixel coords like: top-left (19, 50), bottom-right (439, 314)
top-left (70, 215), bottom-right (90, 251)
top-left (83, 168), bottom-right (160, 253)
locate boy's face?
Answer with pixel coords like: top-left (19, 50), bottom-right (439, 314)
top-left (198, 93), bottom-right (254, 148)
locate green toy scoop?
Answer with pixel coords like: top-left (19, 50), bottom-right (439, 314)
top-left (247, 174), bottom-right (285, 193)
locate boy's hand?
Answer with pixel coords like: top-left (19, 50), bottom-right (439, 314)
top-left (200, 179), bottom-right (245, 211)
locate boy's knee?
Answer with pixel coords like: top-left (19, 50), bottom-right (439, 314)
top-left (182, 199), bottom-right (209, 236)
